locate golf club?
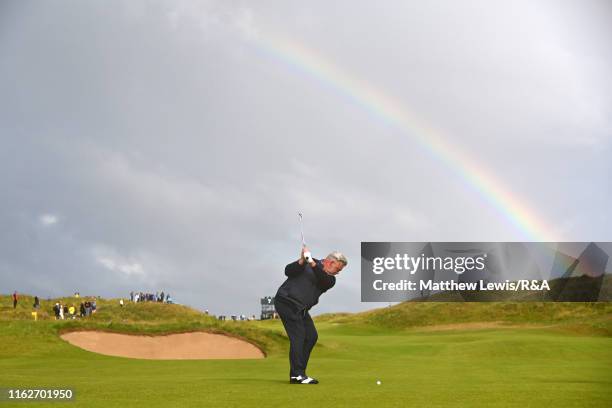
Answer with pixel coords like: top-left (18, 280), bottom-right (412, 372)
top-left (298, 212), bottom-right (306, 246)
top-left (298, 212), bottom-right (313, 263)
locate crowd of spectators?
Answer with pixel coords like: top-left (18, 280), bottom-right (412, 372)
top-left (12, 288), bottom-right (182, 321)
top-left (130, 291), bottom-right (173, 303)
top-left (52, 298), bottom-right (97, 320)
top-left (217, 314), bottom-right (257, 321)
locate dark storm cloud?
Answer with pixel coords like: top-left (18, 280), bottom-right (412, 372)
top-left (1, 0), bottom-right (610, 315)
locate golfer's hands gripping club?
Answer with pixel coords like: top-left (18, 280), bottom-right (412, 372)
top-left (300, 246), bottom-right (315, 266)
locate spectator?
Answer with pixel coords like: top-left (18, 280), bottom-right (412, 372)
top-left (80, 302), bottom-right (85, 317)
top-left (12, 291), bottom-right (18, 309)
top-left (119, 299), bottom-right (124, 307)
top-left (69, 304), bottom-right (76, 318)
top-left (53, 302), bottom-right (61, 320)
top-left (33, 296), bottom-right (40, 310)
top-left (59, 303), bottom-right (65, 320)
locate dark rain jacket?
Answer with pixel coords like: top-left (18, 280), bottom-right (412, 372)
top-left (275, 259), bottom-right (335, 311)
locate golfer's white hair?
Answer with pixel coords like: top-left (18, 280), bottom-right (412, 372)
top-left (326, 251), bottom-right (348, 266)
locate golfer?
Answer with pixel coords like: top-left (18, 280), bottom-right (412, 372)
top-left (275, 246), bottom-right (347, 384)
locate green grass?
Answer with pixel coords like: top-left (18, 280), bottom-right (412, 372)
top-left (0, 295), bottom-right (611, 407)
top-left (323, 302), bottom-right (612, 334)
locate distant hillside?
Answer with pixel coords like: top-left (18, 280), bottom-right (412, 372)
top-left (315, 275), bottom-right (612, 335)
top-left (318, 302), bottom-right (612, 336)
top-left (0, 294), bottom-right (286, 355)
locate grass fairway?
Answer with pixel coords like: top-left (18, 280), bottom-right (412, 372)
top-left (1, 298), bottom-right (611, 407)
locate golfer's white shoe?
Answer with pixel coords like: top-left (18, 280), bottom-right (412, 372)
top-left (290, 375), bottom-right (318, 384)
top-left (289, 375), bottom-right (304, 384)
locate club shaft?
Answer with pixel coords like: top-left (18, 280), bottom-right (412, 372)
top-left (299, 213), bottom-right (306, 246)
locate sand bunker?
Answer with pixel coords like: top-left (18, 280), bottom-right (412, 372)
top-left (61, 331), bottom-right (264, 360)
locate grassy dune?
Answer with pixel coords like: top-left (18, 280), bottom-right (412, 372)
top-left (0, 295), bottom-right (286, 356)
top-left (318, 302), bottom-right (612, 335)
top-left (1, 295), bottom-right (610, 407)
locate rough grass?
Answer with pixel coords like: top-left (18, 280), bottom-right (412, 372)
top-left (0, 295), bottom-right (286, 356)
top-left (320, 302), bottom-right (612, 335)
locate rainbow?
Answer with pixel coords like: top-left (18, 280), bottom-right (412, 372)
top-left (251, 34), bottom-right (557, 242)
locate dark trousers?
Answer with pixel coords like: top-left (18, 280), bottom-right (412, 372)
top-left (274, 297), bottom-right (318, 378)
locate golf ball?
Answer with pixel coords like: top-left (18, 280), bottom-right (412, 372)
top-left (376, 380), bottom-right (381, 385)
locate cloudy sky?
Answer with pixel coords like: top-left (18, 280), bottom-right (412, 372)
top-left (1, 0), bottom-right (610, 316)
